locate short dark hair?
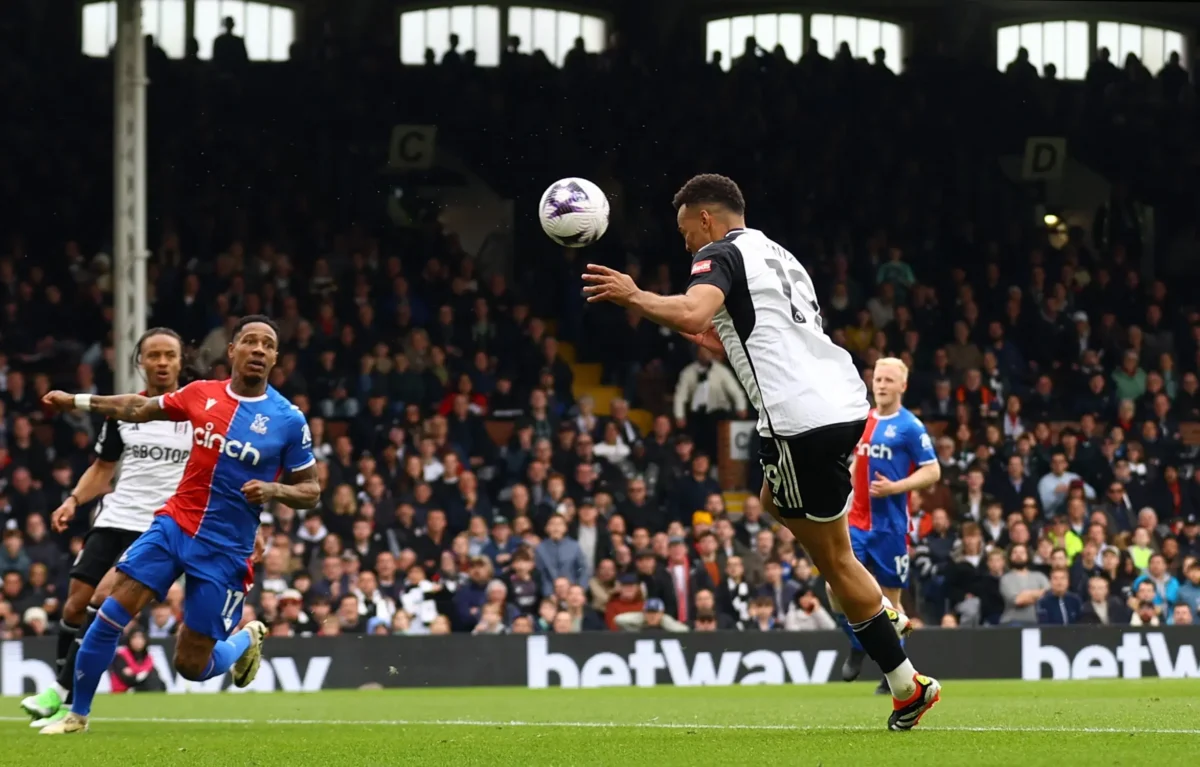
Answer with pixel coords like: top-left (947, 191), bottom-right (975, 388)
top-left (233, 314), bottom-right (280, 341)
top-left (672, 174), bottom-right (746, 215)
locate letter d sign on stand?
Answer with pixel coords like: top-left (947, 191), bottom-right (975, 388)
top-left (1021, 137), bottom-right (1066, 181)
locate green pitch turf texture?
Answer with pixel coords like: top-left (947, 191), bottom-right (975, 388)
top-left (4, 680), bottom-right (1197, 765)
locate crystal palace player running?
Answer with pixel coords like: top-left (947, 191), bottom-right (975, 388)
top-left (39, 316), bottom-right (320, 735)
top-left (834, 357), bottom-right (941, 693)
top-left (21, 329), bottom-right (193, 728)
top-left (582, 174), bottom-right (941, 731)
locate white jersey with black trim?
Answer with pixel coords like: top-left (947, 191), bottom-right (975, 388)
top-left (92, 414), bottom-right (194, 533)
top-left (687, 227), bottom-right (869, 437)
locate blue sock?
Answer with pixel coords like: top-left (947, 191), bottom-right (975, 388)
top-left (199, 629), bottom-right (253, 681)
top-left (837, 612), bottom-right (865, 652)
top-left (71, 598), bottom-right (132, 717)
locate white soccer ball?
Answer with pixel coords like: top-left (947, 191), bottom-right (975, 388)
top-left (538, 177), bottom-right (610, 248)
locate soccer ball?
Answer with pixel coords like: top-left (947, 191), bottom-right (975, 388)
top-left (538, 177), bottom-right (610, 248)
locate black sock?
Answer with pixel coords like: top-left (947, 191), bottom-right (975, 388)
top-left (58, 605), bottom-right (98, 700)
top-left (850, 609), bottom-right (907, 674)
top-left (54, 620), bottom-right (80, 678)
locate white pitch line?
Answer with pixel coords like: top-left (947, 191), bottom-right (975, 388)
top-left (3, 716), bottom-right (1199, 735)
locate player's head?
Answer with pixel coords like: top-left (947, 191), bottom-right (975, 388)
top-left (672, 174), bottom-right (746, 254)
top-left (229, 314), bottom-right (280, 388)
top-left (134, 327), bottom-right (184, 392)
top-left (872, 357), bottom-right (909, 409)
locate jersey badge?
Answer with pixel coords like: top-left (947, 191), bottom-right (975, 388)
top-left (884, 424), bottom-right (897, 439)
top-left (691, 260), bottom-right (712, 275)
top-left (250, 414), bottom-right (270, 435)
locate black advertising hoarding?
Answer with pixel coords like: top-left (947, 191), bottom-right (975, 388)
top-left (1, 627), bottom-right (1197, 694)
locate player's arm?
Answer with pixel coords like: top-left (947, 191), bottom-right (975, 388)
top-left (581, 253), bottom-right (731, 335)
top-left (243, 414), bottom-right (321, 508)
top-left (243, 465), bottom-right (320, 509)
top-left (50, 459), bottom-right (117, 533)
top-left (868, 425), bottom-right (942, 498)
top-left (43, 390), bottom-right (173, 422)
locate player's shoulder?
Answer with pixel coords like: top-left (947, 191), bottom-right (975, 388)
top-left (693, 231), bottom-right (747, 263)
top-left (265, 387), bottom-right (306, 420)
top-left (898, 407), bottom-right (928, 430)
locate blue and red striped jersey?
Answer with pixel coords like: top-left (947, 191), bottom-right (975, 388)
top-left (848, 407), bottom-right (937, 535)
top-left (155, 380), bottom-right (315, 557)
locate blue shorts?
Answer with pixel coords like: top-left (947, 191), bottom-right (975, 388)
top-left (117, 515), bottom-right (252, 640)
top-left (850, 527), bottom-right (910, 588)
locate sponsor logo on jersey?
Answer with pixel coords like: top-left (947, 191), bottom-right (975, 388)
top-left (691, 259), bottom-right (712, 275)
top-left (195, 422), bottom-right (262, 465)
top-left (250, 414), bottom-right (270, 435)
top-left (125, 444), bottom-right (190, 463)
top-left (205, 398), bottom-right (218, 410)
top-left (856, 442), bottom-right (893, 460)
top-left (1021, 628), bottom-right (1199, 680)
top-left (527, 636), bottom-right (836, 689)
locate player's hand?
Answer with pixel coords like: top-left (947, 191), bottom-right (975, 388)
top-left (51, 498), bottom-right (78, 533)
top-left (680, 326), bottom-right (726, 357)
top-left (241, 480), bottom-right (278, 505)
top-left (581, 264), bottom-right (638, 305)
top-left (869, 472), bottom-right (901, 498)
top-left (252, 529), bottom-right (267, 563)
top-left (42, 390), bottom-right (77, 412)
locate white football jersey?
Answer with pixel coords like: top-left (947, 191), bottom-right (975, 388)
top-left (92, 416), bottom-right (193, 532)
top-left (687, 228), bottom-right (869, 437)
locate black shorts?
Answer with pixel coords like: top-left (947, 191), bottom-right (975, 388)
top-left (758, 420), bottom-right (866, 522)
top-left (70, 527), bottom-right (143, 587)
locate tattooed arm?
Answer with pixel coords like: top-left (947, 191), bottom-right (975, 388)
top-left (42, 390), bottom-right (176, 423)
top-left (241, 464), bottom-right (322, 510)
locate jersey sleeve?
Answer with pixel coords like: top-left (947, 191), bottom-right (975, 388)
top-left (156, 381), bottom-right (205, 422)
top-left (687, 242), bottom-right (739, 296)
top-left (94, 418), bottom-right (124, 462)
top-left (906, 419), bottom-right (938, 466)
top-left (282, 409), bottom-right (317, 473)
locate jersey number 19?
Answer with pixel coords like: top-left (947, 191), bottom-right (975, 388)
top-left (765, 252), bottom-right (822, 329)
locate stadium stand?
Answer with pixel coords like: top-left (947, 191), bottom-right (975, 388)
top-left (1, 2), bottom-right (1199, 653)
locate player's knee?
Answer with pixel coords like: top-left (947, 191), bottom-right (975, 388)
top-left (62, 588), bottom-right (93, 625)
top-left (174, 651), bottom-right (209, 681)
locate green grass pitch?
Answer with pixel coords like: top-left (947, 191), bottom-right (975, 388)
top-left (4, 680), bottom-right (1198, 765)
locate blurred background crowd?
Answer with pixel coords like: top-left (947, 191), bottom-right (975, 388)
top-left (2, 2), bottom-right (1200, 648)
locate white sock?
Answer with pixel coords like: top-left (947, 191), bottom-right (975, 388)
top-left (885, 659), bottom-right (917, 700)
top-left (54, 682), bottom-right (69, 700)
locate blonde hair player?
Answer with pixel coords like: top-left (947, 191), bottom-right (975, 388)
top-left (833, 357), bottom-right (942, 693)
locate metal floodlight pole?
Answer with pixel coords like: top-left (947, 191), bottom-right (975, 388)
top-left (113, 0), bottom-right (149, 395)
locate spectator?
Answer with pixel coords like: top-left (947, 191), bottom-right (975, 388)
top-left (1131, 553), bottom-right (1180, 609)
top-left (534, 514), bottom-right (585, 596)
top-left (108, 630), bottom-right (161, 693)
top-left (1036, 568), bottom-right (1083, 625)
top-left (1037, 453), bottom-right (1095, 517)
top-left (1079, 576), bottom-right (1132, 625)
top-left (614, 597), bottom-right (687, 632)
top-left (1000, 544), bottom-right (1050, 625)
top-left (783, 586), bottom-right (836, 631)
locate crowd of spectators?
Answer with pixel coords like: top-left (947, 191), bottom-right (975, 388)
top-left (2, 18), bottom-right (1200, 645)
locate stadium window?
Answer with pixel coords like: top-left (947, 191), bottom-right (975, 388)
top-left (80, 0), bottom-right (188, 59)
top-left (400, 5), bottom-right (502, 67)
top-left (996, 21), bottom-right (1090, 80)
top-left (705, 13), bottom-right (804, 71)
top-left (194, 0), bottom-right (295, 61)
top-left (807, 15), bottom-right (902, 73)
top-left (506, 6), bottom-right (606, 67)
top-left (81, 0), bottom-right (293, 61)
top-left (1096, 22), bottom-right (1187, 72)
